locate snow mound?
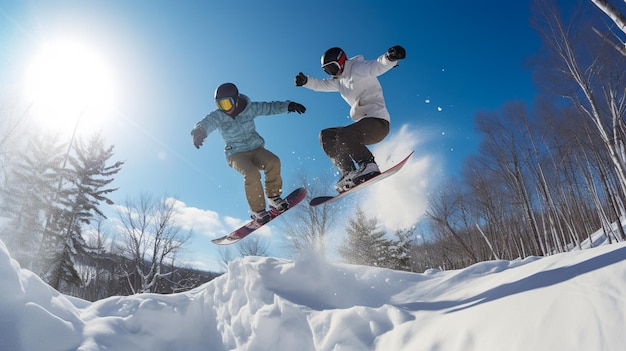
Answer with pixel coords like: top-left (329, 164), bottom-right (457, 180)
top-left (1, 239), bottom-right (626, 350)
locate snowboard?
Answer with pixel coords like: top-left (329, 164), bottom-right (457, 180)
top-left (211, 187), bottom-right (307, 245)
top-left (309, 152), bottom-right (413, 207)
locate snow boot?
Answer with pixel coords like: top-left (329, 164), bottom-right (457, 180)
top-left (251, 210), bottom-right (271, 225)
top-left (268, 196), bottom-right (289, 213)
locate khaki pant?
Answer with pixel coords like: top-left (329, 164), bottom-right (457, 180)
top-left (320, 117), bottom-right (390, 175)
top-left (228, 147), bottom-right (282, 212)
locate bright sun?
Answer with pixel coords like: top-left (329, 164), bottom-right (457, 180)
top-left (24, 38), bottom-right (119, 134)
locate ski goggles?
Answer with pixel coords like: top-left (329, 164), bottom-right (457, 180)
top-left (322, 61), bottom-right (342, 76)
top-left (322, 53), bottom-right (346, 76)
top-left (215, 97), bottom-right (235, 111)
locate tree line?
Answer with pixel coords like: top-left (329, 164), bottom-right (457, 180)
top-left (0, 123), bottom-right (216, 300)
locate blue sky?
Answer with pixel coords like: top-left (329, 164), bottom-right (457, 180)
top-left (1, 1), bottom-right (560, 271)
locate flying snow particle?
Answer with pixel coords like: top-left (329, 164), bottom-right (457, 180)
top-left (438, 107), bottom-right (443, 112)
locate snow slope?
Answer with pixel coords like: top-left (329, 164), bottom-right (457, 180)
top-left (1, 237), bottom-right (625, 351)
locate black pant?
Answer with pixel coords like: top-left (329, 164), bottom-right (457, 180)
top-left (319, 117), bottom-right (390, 175)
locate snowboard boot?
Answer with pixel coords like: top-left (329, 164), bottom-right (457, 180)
top-left (352, 162), bottom-right (381, 185)
top-left (268, 196), bottom-right (289, 213)
top-left (251, 210), bottom-right (271, 225)
top-left (335, 171), bottom-right (357, 193)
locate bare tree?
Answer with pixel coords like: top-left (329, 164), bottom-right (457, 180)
top-left (425, 181), bottom-right (479, 266)
top-left (74, 215), bottom-right (115, 301)
top-left (590, 0), bottom-right (626, 32)
top-left (217, 235), bottom-right (271, 271)
top-left (279, 173), bottom-right (338, 256)
top-left (589, 0), bottom-right (626, 55)
top-left (217, 246), bottom-right (236, 271)
top-left (404, 1), bottom-right (626, 272)
top-left (533, 0), bottom-right (626, 210)
top-left (237, 235), bottom-right (271, 257)
top-left (475, 106), bottom-right (545, 256)
top-left (114, 194), bottom-right (191, 294)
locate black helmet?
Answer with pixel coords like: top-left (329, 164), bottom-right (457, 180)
top-left (214, 83), bottom-right (239, 111)
top-left (321, 47), bottom-right (347, 76)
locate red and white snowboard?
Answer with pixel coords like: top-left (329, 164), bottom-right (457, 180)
top-left (309, 152), bottom-right (413, 207)
top-left (211, 187), bottom-right (307, 245)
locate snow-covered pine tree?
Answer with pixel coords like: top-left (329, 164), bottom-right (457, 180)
top-left (339, 207), bottom-right (395, 268)
top-left (42, 134), bottom-right (123, 291)
top-left (388, 228), bottom-right (415, 271)
top-left (0, 134), bottom-right (67, 270)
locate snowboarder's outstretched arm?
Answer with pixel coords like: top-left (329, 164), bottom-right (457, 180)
top-left (295, 72), bottom-right (338, 92)
top-left (294, 45), bottom-right (406, 91)
top-left (190, 100), bottom-right (306, 149)
top-left (191, 125), bottom-right (207, 149)
top-left (352, 46), bottom-right (405, 78)
top-left (247, 101), bottom-right (306, 117)
top-left (191, 111), bottom-right (222, 149)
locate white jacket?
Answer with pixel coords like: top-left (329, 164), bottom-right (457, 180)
top-left (303, 52), bottom-right (397, 122)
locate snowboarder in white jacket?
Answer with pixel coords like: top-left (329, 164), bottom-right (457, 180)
top-left (294, 45), bottom-right (406, 192)
top-left (191, 83), bottom-right (306, 224)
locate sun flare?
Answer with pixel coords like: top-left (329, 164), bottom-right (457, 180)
top-left (24, 38), bottom-right (119, 133)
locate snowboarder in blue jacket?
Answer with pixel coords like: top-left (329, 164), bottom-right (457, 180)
top-left (191, 83), bottom-right (306, 224)
top-left (295, 46), bottom-right (406, 192)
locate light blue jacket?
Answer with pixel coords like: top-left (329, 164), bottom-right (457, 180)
top-left (194, 94), bottom-right (291, 158)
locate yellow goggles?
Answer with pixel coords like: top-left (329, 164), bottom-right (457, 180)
top-left (216, 97), bottom-right (235, 111)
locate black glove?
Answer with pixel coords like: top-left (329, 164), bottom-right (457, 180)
top-left (295, 72), bottom-right (308, 86)
top-left (288, 102), bottom-right (306, 114)
top-left (191, 126), bottom-right (208, 149)
top-left (386, 45), bottom-right (406, 61)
